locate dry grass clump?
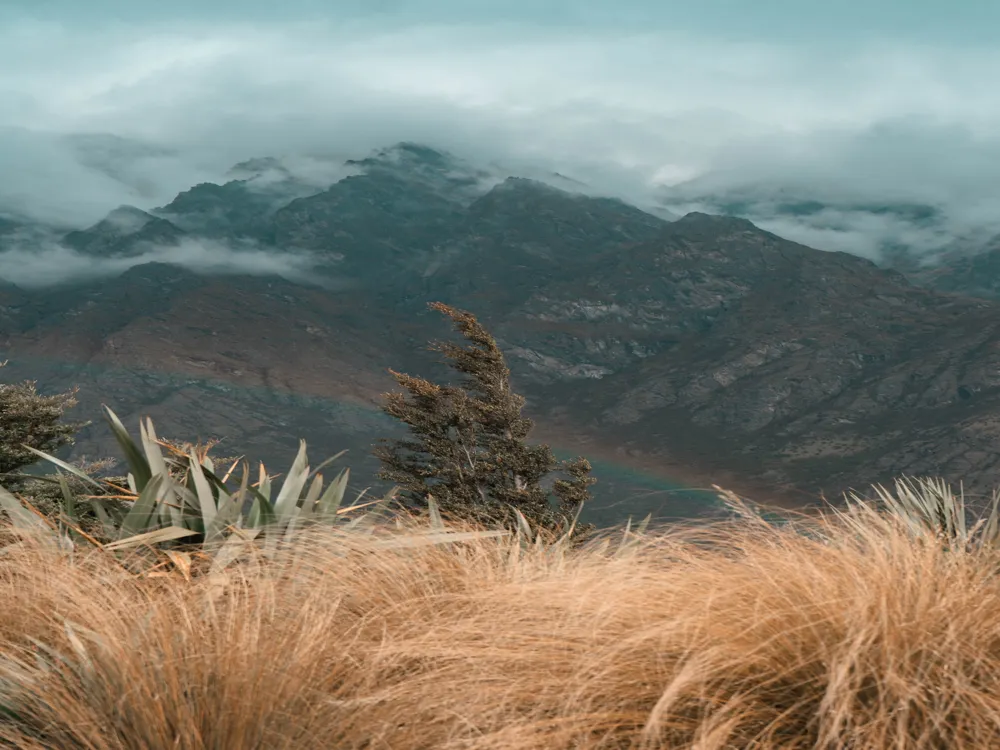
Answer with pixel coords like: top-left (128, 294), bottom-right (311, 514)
top-left (0, 494), bottom-right (998, 749)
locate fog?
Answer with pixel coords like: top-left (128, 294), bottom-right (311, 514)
top-left (0, 233), bottom-right (341, 289)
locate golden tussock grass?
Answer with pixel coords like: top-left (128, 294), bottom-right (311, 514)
top-left (0, 499), bottom-right (998, 749)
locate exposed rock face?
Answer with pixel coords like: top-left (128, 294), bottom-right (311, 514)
top-left (6, 142), bottom-right (1000, 524)
top-left (441, 211), bottom-right (1000, 512)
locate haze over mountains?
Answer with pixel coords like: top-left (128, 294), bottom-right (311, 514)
top-left (6, 140), bottom-right (1000, 526)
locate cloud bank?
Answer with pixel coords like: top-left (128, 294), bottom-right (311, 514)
top-left (0, 234), bottom-right (342, 290)
top-left (2, 7), bottom-right (1000, 264)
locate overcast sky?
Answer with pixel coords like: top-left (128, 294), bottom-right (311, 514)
top-left (2, 0), bottom-right (998, 264)
top-left (7, 0), bottom-right (1000, 42)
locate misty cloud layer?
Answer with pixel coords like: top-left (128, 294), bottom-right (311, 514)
top-left (2, 5), bottom-right (999, 267)
top-left (0, 235), bottom-right (340, 290)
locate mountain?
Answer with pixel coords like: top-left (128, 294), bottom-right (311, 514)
top-left (653, 177), bottom-right (1000, 303)
top-left (63, 206), bottom-right (187, 257)
top-left (344, 142), bottom-right (497, 204)
top-left (6, 142), bottom-right (1000, 526)
top-left (505, 213), bottom-right (1000, 510)
top-left (421, 177), bottom-right (671, 313)
top-left (902, 232), bottom-right (1000, 299)
top-left (268, 167), bottom-right (469, 286)
top-left (658, 182), bottom-right (944, 227)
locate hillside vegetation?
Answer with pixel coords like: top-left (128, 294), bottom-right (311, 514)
top-left (2, 306), bottom-right (1000, 748)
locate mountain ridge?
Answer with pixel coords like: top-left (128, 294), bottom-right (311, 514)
top-left (6, 142), bottom-right (1000, 524)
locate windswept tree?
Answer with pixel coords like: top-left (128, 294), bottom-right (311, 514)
top-left (0, 361), bottom-right (86, 481)
top-left (374, 302), bottom-right (596, 538)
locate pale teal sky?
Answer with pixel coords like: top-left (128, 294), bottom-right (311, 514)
top-left (1, 0), bottom-right (999, 260)
top-left (6, 0), bottom-right (1000, 43)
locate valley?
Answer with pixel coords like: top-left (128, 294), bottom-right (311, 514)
top-left (5, 143), bottom-right (1000, 525)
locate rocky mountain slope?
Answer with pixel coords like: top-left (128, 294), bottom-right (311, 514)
top-left (5, 142), bottom-right (1000, 525)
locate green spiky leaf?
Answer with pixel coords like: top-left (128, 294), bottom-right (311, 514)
top-left (188, 449), bottom-right (217, 536)
top-left (118, 473), bottom-right (166, 539)
top-left (20, 446), bottom-right (104, 490)
top-left (102, 406), bottom-right (152, 491)
top-left (272, 440), bottom-right (310, 519)
top-left (316, 469), bottom-right (350, 520)
top-left (103, 525), bottom-right (199, 551)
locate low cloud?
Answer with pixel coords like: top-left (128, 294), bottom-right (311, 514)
top-left (230, 156), bottom-right (364, 193)
top-left (2, 13), bottom-right (1000, 262)
top-left (0, 128), bottom-right (221, 228)
top-left (0, 235), bottom-right (342, 289)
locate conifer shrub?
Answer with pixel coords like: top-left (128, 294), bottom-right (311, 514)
top-left (374, 302), bottom-right (597, 541)
top-left (0, 360), bottom-right (85, 482)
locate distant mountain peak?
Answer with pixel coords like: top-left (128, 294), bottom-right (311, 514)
top-left (340, 142), bottom-right (498, 207)
top-left (226, 157), bottom-right (290, 181)
top-left (63, 205), bottom-right (184, 256)
top-left (387, 141), bottom-right (450, 164)
top-left (344, 142), bottom-right (479, 184)
top-left (677, 210), bottom-right (734, 223)
top-left (355, 142), bottom-right (453, 169)
top-left (674, 211), bottom-right (758, 230)
top-left (67, 205), bottom-right (157, 239)
top-left (104, 204), bottom-right (156, 227)
top-left (495, 176), bottom-right (561, 192)
top-left (468, 177), bottom-right (574, 215)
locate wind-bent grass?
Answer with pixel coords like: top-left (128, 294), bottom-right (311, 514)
top-left (0, 496), bottom-right (999, 748)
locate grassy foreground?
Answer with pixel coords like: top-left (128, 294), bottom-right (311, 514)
top-left (0, 493), bottom-right (999, 749)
